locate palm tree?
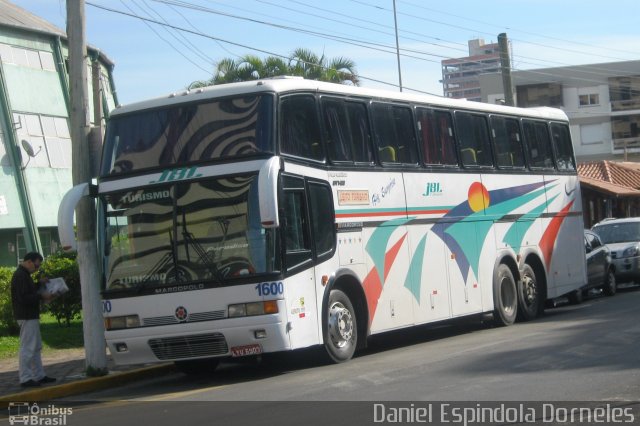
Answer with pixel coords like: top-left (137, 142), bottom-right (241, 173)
top-left (189, 48), bottom-right (359, 88)
top-left (288, 48), bottom-right (359, 85)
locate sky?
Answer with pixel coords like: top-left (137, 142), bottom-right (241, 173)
top-left (12, 0), bottom-right (640, 105)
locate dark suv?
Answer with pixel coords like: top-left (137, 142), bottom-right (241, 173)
top-left (572, 230), bottom-right (616, 303)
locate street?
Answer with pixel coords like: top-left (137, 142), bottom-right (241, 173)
top-left (4, 286), bottom-right (640, 425)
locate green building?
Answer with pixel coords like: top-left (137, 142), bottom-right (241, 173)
top-left (0, 1), bottom-right (117, 266)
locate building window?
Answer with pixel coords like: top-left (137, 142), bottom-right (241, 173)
top-left (13, 113), bottom-right (72, 168)
top-left (516, 83), bottom-right (563, 108)
top-left (609, 76), bottom-right (640, 112)
top-left (580, 123), bottom-right (604, 145)
top-left (579, 94), bottom-right (599, 106)
top-left (0, 43), bottom-right (56, 72)
top-left (612, 115), bottom-right (640, 150)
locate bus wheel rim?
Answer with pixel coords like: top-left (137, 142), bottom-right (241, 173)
top-left (522, 274), bottom-right (536, 306)
top-left (328, 301), bottom-right (353, 348)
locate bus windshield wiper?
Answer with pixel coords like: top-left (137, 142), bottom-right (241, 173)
top-left (180, 212), bottom-right (228, 286)
top-left (136, 231), bottom-right (181, 293)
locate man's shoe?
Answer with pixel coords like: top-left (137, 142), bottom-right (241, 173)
top-left (38, 376), bottom-right (56, 384)
top-left (20, 380), bottom-right (42, 387)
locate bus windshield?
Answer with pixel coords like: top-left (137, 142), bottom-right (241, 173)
top-left (101, 173), bottom-right (280, 293)
top-left (101, 94), bottom-right (274, 176)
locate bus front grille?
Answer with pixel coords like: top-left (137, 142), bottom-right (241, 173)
top-left (148, 333), bottom-right (228, 360)
top-left (143, 310), bottom-right (226, 327)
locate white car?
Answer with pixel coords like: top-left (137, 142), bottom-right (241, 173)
top-left (592, 217), bottom-right (640, 284)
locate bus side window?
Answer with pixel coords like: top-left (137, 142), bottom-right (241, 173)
top-left (280, 95), bottom-right (324, 162)
top-left (550, 123), bottom-right (576, 171)
top-left (455, 112), bottom-right (494, 168)
top-left (523, 120), bottom-right (554, 169)
top-left (372, 103), bottom-right (418, 165)
top-left (322, 98), bottom-right (351, 162)
top-left (308, 181), bottom-right (335, 259)
top-left (321, 98), bottom-right (373, 165)
top-left (491, 116), bottom-right (525, 168)
top-left (416, 107), bottom-right (458, 166)
top-left (282, 175), bottom-right (313, 271)
top-left (345, 101), bottom-right (374, 164)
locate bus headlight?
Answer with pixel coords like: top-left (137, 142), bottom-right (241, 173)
top-left (228, 301), bottom-right (279, 317)
top-left (105, 315), bottom-right (140, 330)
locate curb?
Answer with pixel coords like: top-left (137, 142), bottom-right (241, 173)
top-left (0, 363), bottom-right (175, 408)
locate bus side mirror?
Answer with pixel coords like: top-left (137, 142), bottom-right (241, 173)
top-left (57, 183), bottom-right (95, 251)
top-left (258, 157), bottom-right (280, 228)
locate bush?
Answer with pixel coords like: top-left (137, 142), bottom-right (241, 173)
top-left (37, 251), bottom-right (82, 327)
top-left (0, 266), bottom-right (19, 335)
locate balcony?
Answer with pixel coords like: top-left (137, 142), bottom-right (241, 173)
top-left (611, 99), bottom-right (640, 112)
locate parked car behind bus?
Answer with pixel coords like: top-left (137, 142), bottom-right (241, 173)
top-left (592, 217), bottom-right (640, 285)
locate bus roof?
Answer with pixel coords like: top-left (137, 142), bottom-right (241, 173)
top-left (111, 76), bottom-right (569, 121)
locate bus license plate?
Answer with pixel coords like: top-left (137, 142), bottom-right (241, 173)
top-left (230, 344), bottom-right (262, 357)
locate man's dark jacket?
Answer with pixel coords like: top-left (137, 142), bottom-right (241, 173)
top-left (11, 265), bottom-right (41, 320)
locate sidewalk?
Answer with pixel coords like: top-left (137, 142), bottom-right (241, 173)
top-left (0, 349), bottom-right (174, 406)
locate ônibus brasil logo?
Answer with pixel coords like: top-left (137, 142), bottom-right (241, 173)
top-left (8, 402), bottom-right (73, 425)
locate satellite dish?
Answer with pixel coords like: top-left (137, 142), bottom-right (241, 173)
top-left (21, 140), bottom-right (36, 157)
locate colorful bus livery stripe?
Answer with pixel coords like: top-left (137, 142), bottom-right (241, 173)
top-left (361, 180), bottom-right (576, 326)
top-left (335, 206), bottom-right (452, 219)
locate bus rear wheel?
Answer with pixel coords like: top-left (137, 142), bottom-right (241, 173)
top-left (324, 289), bottom-right (358, 363)
top-left (493, 264), bottom-right (517, 326)
top-left (174, 358), bottom-right (220, 375)
top-left (517, 264), bottom-right (541, 321)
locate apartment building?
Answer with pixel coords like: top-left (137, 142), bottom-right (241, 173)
top-left (479, 60), bottom-right (640, 162)
top-left (441, 38), bottom-right (502, 102)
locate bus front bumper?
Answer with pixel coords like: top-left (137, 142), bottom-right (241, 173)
top-left (105, 314), bottom-right (290, 365)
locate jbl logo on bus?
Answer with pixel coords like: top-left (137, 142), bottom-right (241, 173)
top-left (150, 166), bottom-right (202, 183)
top-left (423, 182), bottom-right (443, 197)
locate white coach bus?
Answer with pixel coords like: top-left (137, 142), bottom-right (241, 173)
top-left (58, 77), bottom-right (586, 373)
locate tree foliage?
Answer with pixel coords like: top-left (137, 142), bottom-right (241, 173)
top-left (0, 252), bottom-right (82, 334)
top-left (36, 251), bottom-right (82, 327)
top-left (190, 48), bottom-right (359, 88)
top-left (0, 267), bottom-right (18, 335)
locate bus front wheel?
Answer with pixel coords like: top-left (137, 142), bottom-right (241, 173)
top-left (493, 264), bottom-right (517, 326)
top-left (324, 289), bottom-right (358, 363)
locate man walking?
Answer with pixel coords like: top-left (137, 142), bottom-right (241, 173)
top-left (11, 252), bottom-right (57, 387)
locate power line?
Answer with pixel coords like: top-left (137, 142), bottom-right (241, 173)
top-left (398, 0), bottom-right (640, 58)
top-left (165, 2), bottom-right (241, 58)
top-left (280, 0), bottom-right (467, 52)
top-left (146, 0), bottom-right (467, 65)
top-left (89, 1), bottom-right (638, 98)
top-left (138, 0), bottom-right (216, 64)
top-left (349, 0), bottom-right (638, 63)
top-left (259, 0), bottom-right (638, 81)
top-left (86, 1), bottom-right (439, 94)
top-left (117, 0), bottom-right (212, 74)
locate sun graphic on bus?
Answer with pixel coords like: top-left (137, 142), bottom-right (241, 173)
top-left (468, 182), bottom-right (490, 212)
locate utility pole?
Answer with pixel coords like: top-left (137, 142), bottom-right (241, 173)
top-left (498, 33), bottom-right (514, 106)
top-left (67, 0), bottom-right (107, 375)
top-left (392, 0), bottom-right (403, 92)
